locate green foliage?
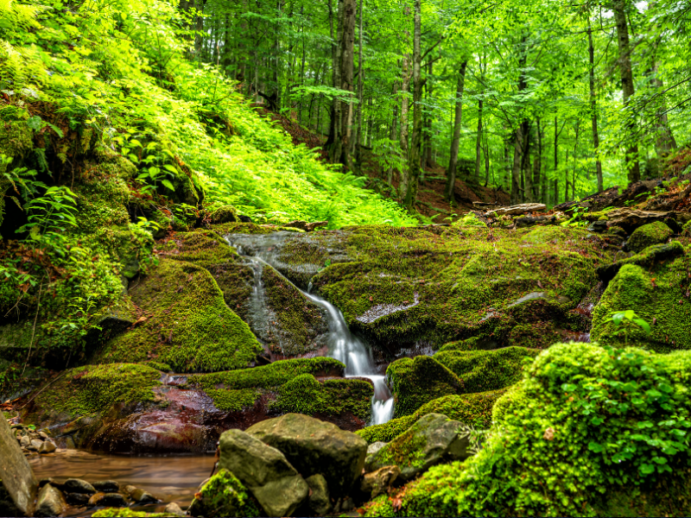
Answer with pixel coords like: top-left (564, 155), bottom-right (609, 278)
top-left (188, 468), bottom-right (261, 518)
top-left (609, 310), bottom-right (652, 344)
top-left (364, 342), bottom-right (691, 517)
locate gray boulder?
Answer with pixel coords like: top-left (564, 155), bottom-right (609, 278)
top-left (218, 428), bottom-right (308, 517)
top-left (365, 413), bottom-right (472, 481)
top-left (62, 479), bottom-right (96, 494)
top-left (305, 474), bottom-right (330, 516)
top-left (35, 484), bottom-right (66, 517)
top-left (247, 413), bottom-right (367, 496)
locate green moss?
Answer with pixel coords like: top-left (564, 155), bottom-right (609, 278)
top-left (358, 390), bottom-right (504, 444)
top-left (627, 221), bottom-right (673, 253)
top-left (191, 357), bottom-right (345, 391)
top-left (210, 205), bottom-right (239, 224)
top-left (31, 363), bottom-right (161, 418)
top-left (205, 388), bottom-right (259, 411)
top-left (387, 356), bottom-right (463, 418)
top-left (434, 346), bottom-right (539, 393)
top-left (211, 222), bottom-right (276, 235)
top-left (188, 468), bottom-right (261, 517)
top-left (363, 343), bottom-right (691, 517)
top-left (140, 361), bottom-right (172, 372)
top-left (454, 212), bottom-right (487, 228)
top-left (592, 249), bottom-right (691, 351)
top-left (303, 225), bottom-right (609, 349)
top-left (374, 423), bottom-right (429, 470)
top-left (271, 373), bottom-right (373, 419)
top-left (98, 258), bottom-right (262, 372)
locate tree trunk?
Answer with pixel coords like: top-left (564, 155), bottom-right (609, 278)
top-left (554, 116), bottom-right (559, 204)
top-left (612, 0), bottom-right (641, 183)
top-left (325, 0), bottom-right (342, 150)
top-left (399, 54), bottom-right (412, 198)
top-left (387, 83), bottom-right (399, 185)
top-left (423, 60), bottom-right (434, 169)
top-left (403, 0), bottom-right (422, 210)
top-left (652, 59), bottom-right (677, 156)
top-left (484, 130), bottom-right (490, 187)
top-left (511, 38), bottom-right (528, 204)
top-left (445, 60), bottom-right (468, 202)
top-left (587, 18), bottom-right (604, 193)
top-left (474, 98), bottom-right (483, 181)
top-left (523, 122), bottom-right (533, 203)
top-left (354, 0), bottom-right (364, 168)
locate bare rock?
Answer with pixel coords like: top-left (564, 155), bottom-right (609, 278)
top-left (164, 502), bottom-right (186, 517)
top-left (35, 484), bottom-right (66, 517)
top-left (38, 441), bottom-right (56, 454)
top-left (0, 412), bottom-right (38, 516)
top-left (62, 479), bottom-right (96, 495)
top-left (305, 474), bottom-right (330, 516)
top-left (92, 480), bottom-right (119, 493)
top-left (361, 465), bottom-right (401, 498)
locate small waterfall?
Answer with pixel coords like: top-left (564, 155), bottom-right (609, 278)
top-left (301, 291), bottom-right (395, 426)
top-left (226, 233), bottom-right (394, 426)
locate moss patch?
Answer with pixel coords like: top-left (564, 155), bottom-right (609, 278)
top-left (592, 247), bottom-right (691, 351)
top-left (358, 390), bottom-right (504, 444)
top-left (30, 363), bottom-right (161, 419)
top-left (188, 468), bottom-right (261, 517)
top-left (92, 509), bottom-right (171, 517)
top-left (98, 258), bottom-right (262, 372)
top-left (627, 221), bottom-right (673, 253)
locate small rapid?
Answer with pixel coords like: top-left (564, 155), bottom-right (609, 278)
top-left (226, 233), bottom-right (394, 426)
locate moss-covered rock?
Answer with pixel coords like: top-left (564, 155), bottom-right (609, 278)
top-left (98, 258), bottom-right (262, 372)
top-left (365, 413), bottom-right (472, 483)
top-left (387, 356), bottom-right (463, 418)
top-left (188, 468), bottom-right (261, 517)
top-left (358, 390), bottom-right (505, 444)
top-left (387, 347), bottom-right (534, 418)
top-left (627, 221), bottom-right (673, 253)
top-left (92, 509), bottom-right (171, 517)
top-left (361, 342), bottom-right (691, 517)
top-left (210, 205), bottom-right (239, 224)
top-left (26, 363), bottom-right (161, 422)
top-left (592, 247), bottom-right (691, 351)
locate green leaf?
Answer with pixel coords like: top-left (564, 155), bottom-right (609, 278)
top-left (161, 179), bottom-right (175, 191)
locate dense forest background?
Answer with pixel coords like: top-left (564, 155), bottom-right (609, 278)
top-left (182, 0), bottom-right (691, 208)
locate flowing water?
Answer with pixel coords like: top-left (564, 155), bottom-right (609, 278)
top-left (226, 233), bottom-right (395, 426)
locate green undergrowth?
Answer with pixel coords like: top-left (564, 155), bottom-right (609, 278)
top-left (0, 0), bottom-right (415, 228)
top-left (30, 363), bottom-right (161, 419)
top-left (592, 246), bottom-right (691, 351)
top-left (92, 510), bottom-right (171, 518)
top-left (305, 225), bottom-right (609, 348)
top-left (97, 258), bottom-right (262, 372)
top-left (358, 390), bottom-right (504, 444)
top-left (363, 342), bottom-right (691, 517)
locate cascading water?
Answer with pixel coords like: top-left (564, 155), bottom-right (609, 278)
top-left (226, 233), bottom-right (394, 426)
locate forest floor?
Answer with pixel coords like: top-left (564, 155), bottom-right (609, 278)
top-left (261, 108), bottom-right (510, 223)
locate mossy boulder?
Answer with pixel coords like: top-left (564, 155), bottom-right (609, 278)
top-left (210, 205), bottom-right (240, 224)
top-left (97, 258), bottom-right (262, 372)
top-left (387, 347), bottom-right (533, 419)
top-left (362, 342), bottom-right (691, 517)
top-left (627, 221), bottom-right (673, 253)
top-left (365, 413), bottom-right (472, 483)
top-left (188, 468), bottom-right (261, 517)
top-left (386, 356), bottom-right (464, 418)
top-left (592, 246), bottom-right (691, 351)
top-left (358, 390), bottom-right (505, 444)
top-left (158, 230), bottom-right (329, 358)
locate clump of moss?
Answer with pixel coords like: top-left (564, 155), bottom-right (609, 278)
top-left (98, 259), bottom-right (262, 372)
top-left (188, 468), bottom-right (261, 517)
top-left (592, 249), bottom-right (691, 351)
top-left (387, 355), bottom-right (463, 418)
top-left (92, 509), bottom-right (171, 517)
top-left (31, 363), bottom-right (161, 418)
top-left (271, 373), bottom-right (373, 420)
top-left (454, 212), bottom-right (487, 228)
top-left (627, 221), bottom-right (673, 253)
top-left (358, 390), bottom-right (504, 444)
top-left (204, 388), bottom-right (260, 412)
top-left (210, 205), bottom-right (239, 224)
top-left (363, 342), bottom-right (691, 517)
top-left (434, 346), bottom-right (539, 393)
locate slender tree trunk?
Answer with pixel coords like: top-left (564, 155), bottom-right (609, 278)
top-left (325, 0), bottom-right (342, 150)
top-left (399, 54), bottom-right (411, 198)
top-left (554, 116), bottom-right (559, 204)
top-left (538, 119), bottom-right (546, 203)
top-left (474, 98), bottom-right (483, 181)
top-left (571, 120), bottom-right (580, 200)
top-left (354, 0), bottom-right (364, 167)
top-left (587, 18), bottom-right (604, 192)
top-left (652, 59), bottom-right (677, 156)
top-left (484, 130), bottom-right (490, 187)
top-left (403, 0), bottom-right (422, 210)
top-left (445, 60), bottom-right (468, 202)
top-left (523, 122), bottom-right (533, 203)
top-left (387, 82), bottom-right (399, 185)
top-left (333, 0), bottom-right (356, 170)
top-left (612, 0), bottom-right (641, 183)
top-left (423, 60), bottom-right (434, 168)
top-left (511, 37), bottom-right (528, 204)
